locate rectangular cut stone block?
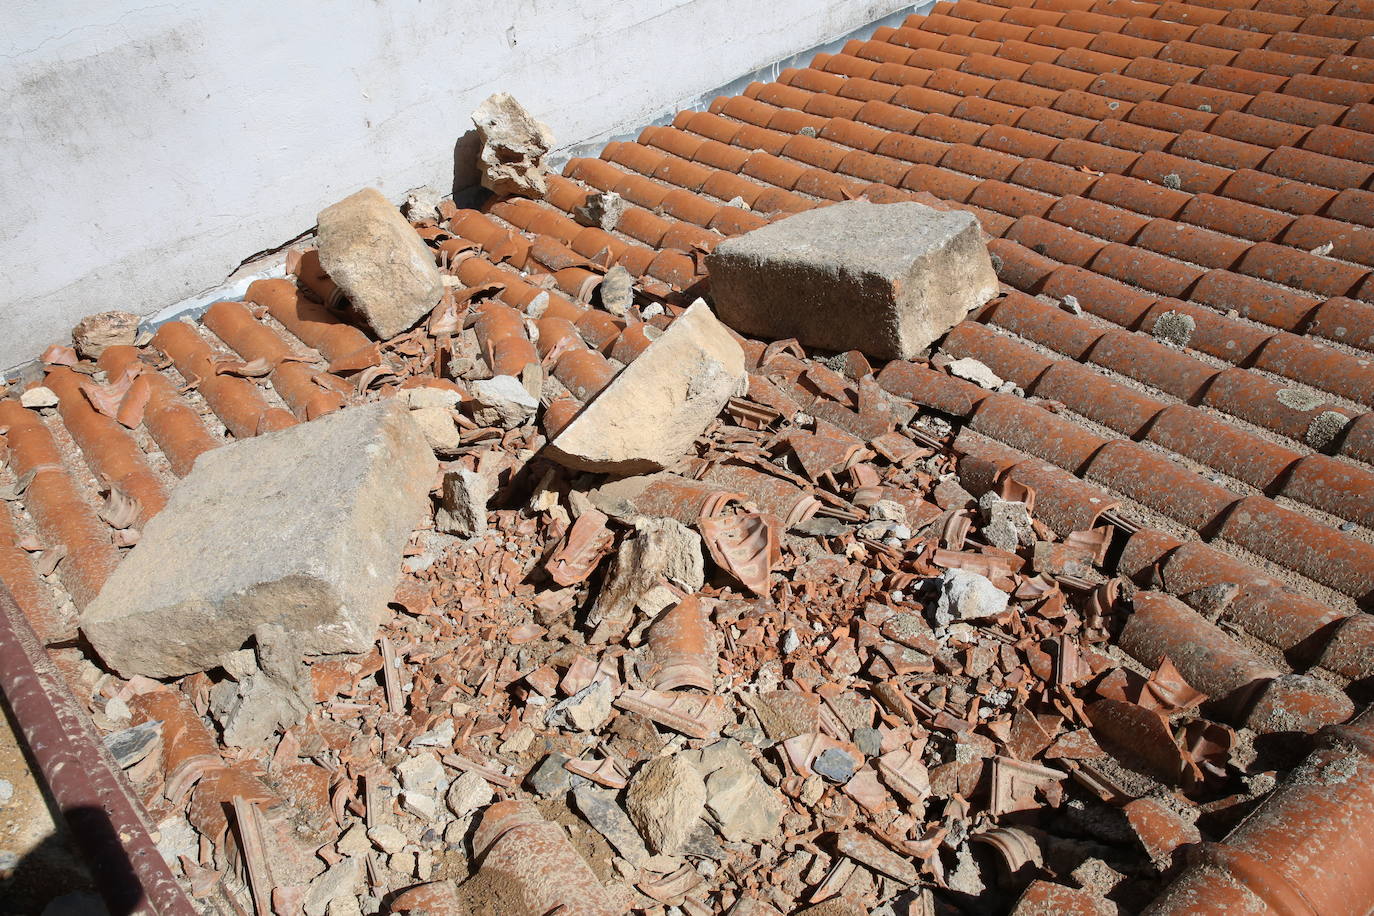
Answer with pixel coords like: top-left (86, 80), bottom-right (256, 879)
top-left (81, 402), bottom-right (437, 678)
top-left (317, 187), bottom-right (445, 340)
top-left (545, 299), bottom-right (746, 474)
top-left (706, 200), bottom-right (999, 360)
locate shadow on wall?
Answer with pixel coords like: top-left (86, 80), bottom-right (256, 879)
top-left (451, 129), bottom-right (487, 209)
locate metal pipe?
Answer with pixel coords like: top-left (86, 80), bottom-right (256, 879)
top-left (0, 583), bottom-right (197, 916)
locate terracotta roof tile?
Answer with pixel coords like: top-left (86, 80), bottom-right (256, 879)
top-left (1178, 190), bottom-right (1296, 239)
top-left (1221, 167), bottom-right (1339, 215)
top-left (1192, 267), bottom-right (1321, 329)
top-left (1089, 170), bottom-right (1193, 216)
top-left (1127, 98), bottom-right (1218, 133)
top-left (1159, 79), bottom-right (1252, 111)
top-left (1136, 217), bottom-right (1251, 267)
top-left (1129, 148), bottom-right (1229, 192)
top-left (1160, 37), bottom-right (1240, 67)
top-left (1284, 70), bottom-right (1374, 105)
top-left (1049, 193), bottom-right (1153, 240)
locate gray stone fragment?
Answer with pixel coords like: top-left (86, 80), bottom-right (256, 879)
top-left (402, 186), bottom-right (443, 223)
top-left (706, 201), bottom-right (998, 360)
top-left (317, 188), bottom-right (445, 339)
top-left (469, 375), bottom-right (538, 429)
top-left (933, 568), bottom-right (1008, 627)
top-left (572, 784), bottom-right (650, 865)
top-left (813, 748), bottom-right (856, 784)
top-left (397, 752), bottom-right (449, 818)
top-left (687, 740), bottom-right (784, 843)
top-left (413, 718), bottom-right (456, 747)
top-left (472, 92), bottom-right (554, 198)
top-left (527, 752), bottom-right (574, 796)
top-left (81, 402), bottom-right (437, 678)
top-left (446, 770), bottom-right (495, 817)
top-left (574, 191), bottom-right (626, 231)
top-left (598, 265), bottom-right (635, 317)
top-left (405, 386), bottom-right (462, 411)
top-left (103, 721), bottom-right (161, 768)
top-left (19, 386), bottom-right (58, 409)
top-left (153, 814), bottom-right (198, 866)
top-left (588, 516), bottom-right (704, 639)
top-left (435, 469), bottom-right (493, 538)
top-left (546, 679), bottom-right (613, 732)
top-left (254, 621), bottom-right (311, 700)
top-left (221, 673), bottom-right (308, 748)
top-left (979, 492), bottom-right (1033, 552)
top-left (854, 727), bottom-right (882, 758)
top-left (947, 357), bottom-right (1003, 390)
top-left (410, 407), bottom-right (462, 455)
top-left (305, 858), bottom-right (364, 916)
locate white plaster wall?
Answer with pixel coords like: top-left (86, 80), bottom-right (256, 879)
top-left (0, 0), bottom-right (911, 370)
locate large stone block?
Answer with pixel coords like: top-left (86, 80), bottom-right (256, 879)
top-left (81, 402), bottom-right (437, 678)
top-left (544, 299), bottom-right (746, 474)
top-left (317, 187), bottom-right (445, 340)
top-left (706, 200), bottom-right (998, 360)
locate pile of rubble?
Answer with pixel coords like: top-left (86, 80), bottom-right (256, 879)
top-left (4, 95), bottom-right (1366, 916)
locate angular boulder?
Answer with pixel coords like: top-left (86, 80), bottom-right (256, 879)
top-left (81, 402), bottom-right (437, 677)
top-left (472, 92), bottom-right (554, 198)
top-left (706, 200), bottom-right (999, 360)
top-left (316, 188), bottom-right (445, 340)
top-left (544, 299), bottom-right (746, 474)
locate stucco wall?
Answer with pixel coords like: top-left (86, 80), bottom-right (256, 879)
top-left (0, 0), bottom-right (912, 371)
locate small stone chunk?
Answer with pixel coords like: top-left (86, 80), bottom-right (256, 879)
top-left (73, 310), bottom-right (140, 359)
top-left (979, 493), bottom-right (1033, 552)
top-left (435, 469), bottom-right (493, 538)
top-left (574, 191), bottom-right (626, 231)
top-left (813, 747), bottom-right (857, 784)
top-left (947, 357), bottom-right (1003, 390)
top-left (626, 756), bottom-right (707, 855)
top-left (934, 569), bottom-right (1009, 626)
top-left (469, 375), bottom-right (538, 429)
top-left (546, 679), bottom-right (614, 732)
top-left (410, 407), bottom-right (462, 455)
top-left (19, 386), bottom-right (59, 409)
top-left (528, 752), bottom-right (574, 796)
top-left (447, 771), bottom-right (495, 817)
